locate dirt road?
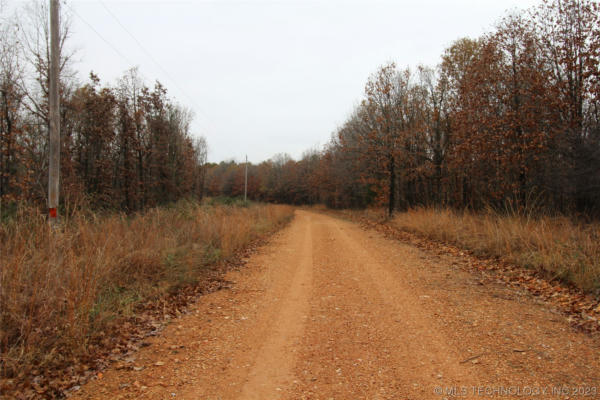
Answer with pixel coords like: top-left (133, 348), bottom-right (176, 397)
top-left (71, 211), bottom-right (600, 400)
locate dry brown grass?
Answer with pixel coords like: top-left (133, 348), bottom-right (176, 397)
top-left (383, 207), bottom-right (600, 292)
top-left (0, 200), bottom-right (293, 379)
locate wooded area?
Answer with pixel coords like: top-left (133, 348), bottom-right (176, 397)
top-left (207, 0), bottom-right (600, 217)
top-left (2, 0), bottom-right (600, 218)
top-left (2, 1), bottom-right (600, 395)
top-left (0, 1), bottom-right (207, 215)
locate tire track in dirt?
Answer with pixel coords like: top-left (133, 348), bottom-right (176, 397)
top-left (68, 210), bottom-right (600, 400)
top-left (237, 212), bottom-right (313, 399)
top-left (290, 214), bottom-right (481, 399)
top-left (289, 215), bottom-right (599, 399)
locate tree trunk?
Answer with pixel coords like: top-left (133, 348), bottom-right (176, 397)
top-left (388, 154), bottom-right (395, 217)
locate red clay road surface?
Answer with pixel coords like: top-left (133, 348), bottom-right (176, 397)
top-left (70, 210), bottom-right (600, 399)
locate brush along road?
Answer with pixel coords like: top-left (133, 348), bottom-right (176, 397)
top-left (71, 210), bottom-right (599, 399)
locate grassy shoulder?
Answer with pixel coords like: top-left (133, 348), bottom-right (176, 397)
top-left (0, 200), bottom-right (293, 390)
top-left (335, 207), bottom-right (600, 294)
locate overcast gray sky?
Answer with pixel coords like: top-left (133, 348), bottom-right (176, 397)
top-left (63, 0), bottom-right (540, 163)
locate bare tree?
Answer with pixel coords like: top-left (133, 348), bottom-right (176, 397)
top-left (17, 0), bottom-right (75, 124)
top-left (0, 1), bottom-right (26, 202)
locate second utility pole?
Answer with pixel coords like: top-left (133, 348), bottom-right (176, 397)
top-left (244, 155), bottom-right (248, 202)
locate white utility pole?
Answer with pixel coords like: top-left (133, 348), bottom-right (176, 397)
top-left (48, 0), bottom-right (60, 224)
top-left (244, 155), bottom-right (248, 202)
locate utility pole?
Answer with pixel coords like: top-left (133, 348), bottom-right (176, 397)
top-left (244, 155), bottom-right (248, 202)
top-left (48, 0), bottom-right (60, 225)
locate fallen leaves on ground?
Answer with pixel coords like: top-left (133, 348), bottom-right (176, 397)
top-left (0, 239), bottom-right (266, 400)
top-left (336, 210), bottom-right (600, 336)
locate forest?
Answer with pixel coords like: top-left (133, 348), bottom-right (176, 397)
top-left (0, 1), bottom-right (207, 216)
top-left (2, 0), bottom-right (600, 397)
top-left (2, 0), bottom-right (599, 219)
top-left (206, 0), bottom-right (600, 217)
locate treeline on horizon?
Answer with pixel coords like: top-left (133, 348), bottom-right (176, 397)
top-left (0, 1), bottom-right (208, 215)
top-left (207, 0), bottom-right (600, 217)
top-left (3, 0), bottom-right (600, 219)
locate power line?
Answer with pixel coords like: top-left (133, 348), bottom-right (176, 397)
top-left (64, 1), bottom-right (135, 67)
top-left (97, 0), bottom-right (213, 132)
top-left (65, 1), bottom-right (213, 136)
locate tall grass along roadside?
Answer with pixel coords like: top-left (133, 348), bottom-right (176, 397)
top-left (0, 201), bottom-right (293, 384)
top-left (377, 207), bottom-right (600, 293)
